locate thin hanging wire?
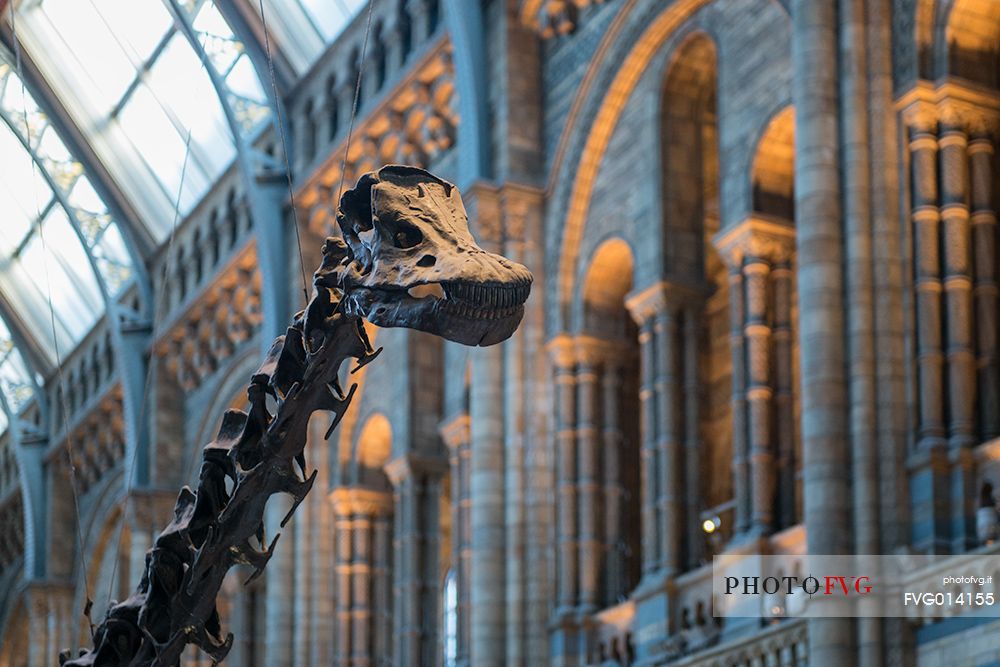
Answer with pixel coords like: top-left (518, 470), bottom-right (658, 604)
top-left (104, 130), bottom-right (193, 608)
top-left (8, 0), bottom-right (94, 634)
top-left (335, 0), bottom-right (376, 204)
top-left (257, 0), bottom-right (310, 305)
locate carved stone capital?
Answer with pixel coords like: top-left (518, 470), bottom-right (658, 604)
top-left (547, 333), bottom-right (578, 369)
top-left (439, 413), bottom-right (471, 451)
top-left (897, 79), bottom-right (1000, 136)
top-left (712, 216), bottom-right (796, 269)
top-left (624, 280), bottom-right (705, 325)
top-left (573, 334), bottom-right (626, 367)
top-left (384, 453), bottom-right (448, 485)
top-left (330, 487), bottom-right (394, 517)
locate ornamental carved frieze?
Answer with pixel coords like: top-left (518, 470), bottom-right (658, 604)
top-left (298, 39), bottom-right (459, 235)
top-left (156, 243), bottom-right (262, 391)
top-left (59, 386), bottom-right (125, 495)
top-left (520, 0), bottom-right (611, 38)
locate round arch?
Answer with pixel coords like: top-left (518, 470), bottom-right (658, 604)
top-left (550, 0), bottom-right (716, 332)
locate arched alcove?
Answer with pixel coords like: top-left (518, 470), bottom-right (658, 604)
top-left (576, 237), bottom-right (642, 605)
top-left (750, 106), bottom-right (795, 221)
top-left (945, 0), bottom-right (1000, 86)
top-left (353, 413), bottom-right (394, 489)
top-left (661, 32), bottom-right (719, 279)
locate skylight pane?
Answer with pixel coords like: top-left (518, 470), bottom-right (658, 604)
top-left (302, 0), bottom-right (366, 40)
top-left (118, 82), bottom-right (208, 212)
top-left (146, 35), bottom-right (235, 179)
top-left (92, 0), bottom-right (173, 64)
top-left (34, 0), bottom-right (136, 108)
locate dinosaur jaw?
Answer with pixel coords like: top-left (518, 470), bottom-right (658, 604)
top-left (343, 278), bottom-right (531, 346)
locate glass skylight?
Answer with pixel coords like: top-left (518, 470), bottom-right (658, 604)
top-left (250, 0), bottom-right (367, 73)
top-left (13, 0), bottom-right (269, 235)
top-left (0, 51), bottom-right (133, 357)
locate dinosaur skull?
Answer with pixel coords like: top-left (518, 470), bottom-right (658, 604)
top-left (336, 165), bottom-right (532, 346)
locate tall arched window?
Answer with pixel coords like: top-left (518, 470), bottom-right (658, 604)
top-left (442, 567), bottom-right (458, 667)
top-left (14, 0), bottom-right (269, 233)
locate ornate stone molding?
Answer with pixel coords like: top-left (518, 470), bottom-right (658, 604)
top-left (520, 0), bottom-right (612, 38)
top-left (712, 216), bottom-right (796, 269)
top-left (297, 38), bottom-right (458, 233)
top-left (383, 453), bottom-right (448, 485)
top-left (155, 243), bottom-right (262, 391)
top-left (624, 280), bottom-right (706, 325)
top-left (546, 333), bottom-right (578, 369)
top-left (897, 79), bottom-right (1000, 136)
top-left (330, 486), bottom-right (394, 517)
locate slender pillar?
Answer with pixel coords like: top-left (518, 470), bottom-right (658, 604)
top-left (939, 108), bottom-right (976, 450)
top-left (908, 110), bottom-right (947, 448)
top-left (714, 218), bottom-right (796, 541)
top-left (265, 496), bottom-right (295, 667)
top-left (743, 257), bottom-right (774, 535)
top-left (441, 415), bottom-right (472, 667)
top-left (330, 488), bottom-right (394, 667)
top-left (386, 454), bottom-right (447, 667)
top-left (683, 306), bottom-right (702, 568)
top-left (636, 318), bottom-right (658, 574)
top-left (550, 336), bottom-right (579, 612)
top-left (970, 130), bottom-right (999, 440)
top-left (467, 188), bottom-right (506, 666)
top-left (939, 107), bottom-right (977, 551)
top-left (654, 307), bottom-right (682, 572)
top-left (25, 583), bottom-right (74, 667)
top-left (575, 340), bottom-right (602, 610)
top-left (726, 264), bottom-right (750, 536)
top-left (602, 359), bottom-right (624, 602)
top-left (772, 259), bottom-right (797, 529)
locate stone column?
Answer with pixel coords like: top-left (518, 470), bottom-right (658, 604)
top-left (682, 306), bottom-right (702, 568)
top-left (330, 487), bottom-right (393, 667)
top-left (653, 306), bottom-right (682, 572)
top-left (714, 217), bottom-right (796, 540)
top-left (908, 106), bottom-right (947, 449)
top-left (772, 258), bottom-right (797, 529)
top-left (386, 454), bottom-right (447, 667)
top-left (441, 415), bottom-right (472, 667)
top-left (575, 338), bottom-right (603, 611)
top-left (625, 282), bottom-right (704, 577)
top-left (549, 335), bottom-right (579, 614)
top-left (725, 262), bottom-right (749, 536)
top-left (939, 106), bottom-right (977, 551)
top-left (939, 106), bottom-right (976, 450)
top-left (467, 188), bottom-right (506, 666)
top-left (602, 357), bottom-right (625, 603)
top-left (265, 495), bottom-right (295, 667)
top-left (970, 129), bottom-right (999, 441)
top-left (791, 1), bottom-right (851, 663)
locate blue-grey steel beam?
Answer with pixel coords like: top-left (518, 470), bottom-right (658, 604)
top-left (0, 103), bottom-right (153, 490)
top-left (166, 0), bottom-right (293, 346)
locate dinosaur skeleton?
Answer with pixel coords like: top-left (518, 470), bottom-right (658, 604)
top-left (61, 166), bottom-right (531, 666)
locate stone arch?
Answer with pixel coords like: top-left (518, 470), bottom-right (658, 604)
top-left (549, 0), bottom-right (716, 332)
top-left (750, 106), bottom-right (795, 220)
top-left (350, 412), bottom-right (394, 488)
top-left (660, 31), bottom-right (719, 281)
top-left (578, 237), bottom-right (636, 337)
top-left (187, 346), bottom-right (261, 483)
top-left (81, 503), bottom-right (128, 635)
top-left (943, 0), bottom-right (1000, 85)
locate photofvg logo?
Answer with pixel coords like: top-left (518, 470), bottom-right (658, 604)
top-left (712, 554), bottom-right (1000, 619)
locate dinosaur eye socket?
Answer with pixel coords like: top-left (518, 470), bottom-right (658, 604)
top-left (390, 220), bottom-right (423, 249)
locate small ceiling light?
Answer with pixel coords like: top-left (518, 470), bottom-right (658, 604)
top-left (702, 518), bottom-right (716, 534)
